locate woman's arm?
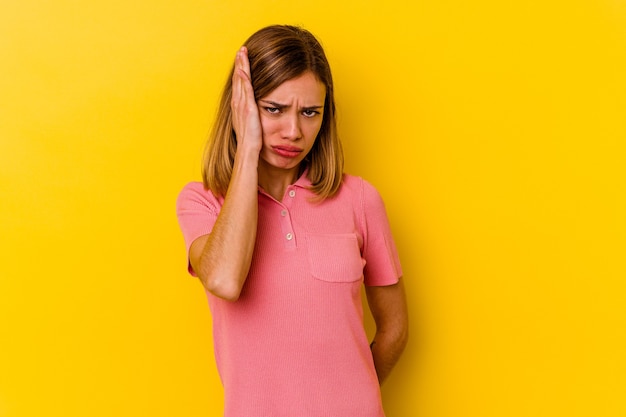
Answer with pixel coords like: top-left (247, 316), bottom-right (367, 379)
top-left (189, 47), bottom-right (262, 301)
top-left (366, 278), bottom-right (409, 384)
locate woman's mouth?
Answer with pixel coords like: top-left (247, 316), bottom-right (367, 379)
top-left (272, 146), bottom-right (303, 158)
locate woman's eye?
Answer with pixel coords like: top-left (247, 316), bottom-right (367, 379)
top-left (265, 107), bottom-right (280, 114)
top-left (302, 109), bottom-right (319, 117)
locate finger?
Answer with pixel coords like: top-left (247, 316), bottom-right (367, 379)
top-left (239, 46), bottom-right (251, 79)
top-left (234, 49), bottom-right (257, 110)
top-left (232, 48), bottom-right (249, 84)
top-left (233, 49), bottom-right (253, 102)
top-left (232, 52), bottom-right (247, 114)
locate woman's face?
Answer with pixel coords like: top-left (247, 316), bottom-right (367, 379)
top-left (256, 71), bottom-right (326, 173)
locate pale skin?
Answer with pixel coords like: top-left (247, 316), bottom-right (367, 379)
top-left (189, 46), bottom-right (408, 383)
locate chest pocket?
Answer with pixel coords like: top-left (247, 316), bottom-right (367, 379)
top-left (305, 233), bottom-right (365, 283)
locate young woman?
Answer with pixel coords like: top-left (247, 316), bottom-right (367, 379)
top-left (177, 25), bottom-right (408, 417)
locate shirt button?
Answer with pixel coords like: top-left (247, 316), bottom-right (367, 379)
top-left (288, 190), bottom-right (296, 198)
top-left (286, 233), bottom-right (293, 241)
top-left (280, 210), bottom-right (287, 217)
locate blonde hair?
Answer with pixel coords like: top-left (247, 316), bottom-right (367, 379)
top-left (202, 25), bottom-right (343, 199)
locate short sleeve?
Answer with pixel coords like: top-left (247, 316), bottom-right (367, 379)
top-left (175, 182), bottom-right (223, 275)
top-left (360, 180), bottom-right (403, 286)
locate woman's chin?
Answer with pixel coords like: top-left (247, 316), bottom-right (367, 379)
top-left (259, 154), bottom-right (303, 172)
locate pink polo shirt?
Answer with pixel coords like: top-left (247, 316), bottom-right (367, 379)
top-left (176, 173), bottom-right (402, 417)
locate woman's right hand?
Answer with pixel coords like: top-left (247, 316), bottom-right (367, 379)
top-left (231, 46), bottom-right (262, 154)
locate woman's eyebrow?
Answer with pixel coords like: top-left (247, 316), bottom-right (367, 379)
top-left (259, 100), bottom-right (287, 108)
top-left (258, 99), bottom-right (323, 110)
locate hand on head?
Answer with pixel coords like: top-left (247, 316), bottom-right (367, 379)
top-left (231, 47), bottom-right (263, 154)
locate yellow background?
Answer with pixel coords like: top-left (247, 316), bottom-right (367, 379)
top-left (1, 1), bottom-right (625, 416)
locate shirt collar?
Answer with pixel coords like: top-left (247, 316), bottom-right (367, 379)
top-left (293, 167), bottom-right (312, 189)
top-left (257, 167), bottom-right (312, 196)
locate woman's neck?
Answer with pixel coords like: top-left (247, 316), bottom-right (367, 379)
top-left (257, 162), bottom-right (302, 201)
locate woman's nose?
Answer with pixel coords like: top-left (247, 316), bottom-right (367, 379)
top-left (281, 114), bottom-right (302, 140)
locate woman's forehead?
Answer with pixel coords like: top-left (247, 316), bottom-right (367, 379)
top-left (261, 72), bottom-right (326, 104)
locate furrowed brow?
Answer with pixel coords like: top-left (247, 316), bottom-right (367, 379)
top-left (259, 100), bottom-right (287, 109)
top-left (259, 100), bottom-right (324, 110)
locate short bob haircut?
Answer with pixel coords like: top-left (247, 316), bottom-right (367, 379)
top-left (202, 25), bottom-right (343, 199)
